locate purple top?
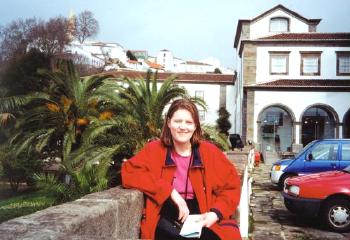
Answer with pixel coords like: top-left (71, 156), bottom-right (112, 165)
top-left (171, 150), bottom-right (194, 199)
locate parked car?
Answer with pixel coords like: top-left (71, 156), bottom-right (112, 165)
top-left (283, 166), bottom-right (350, 232)
top-left (270, 139), bottom-right (350, 189)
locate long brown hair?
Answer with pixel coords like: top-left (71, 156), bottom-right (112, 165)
top-left (160, 98), bottom-right (202, 147)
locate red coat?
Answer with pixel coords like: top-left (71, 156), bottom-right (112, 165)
top-left (122, 140), bottom-right (241, 240)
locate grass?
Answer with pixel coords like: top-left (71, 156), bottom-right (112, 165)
top-left (0, 182), bottom-right (56, 223)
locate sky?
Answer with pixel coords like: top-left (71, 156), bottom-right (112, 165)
top-left (0, 0), bottom-right (350, 68)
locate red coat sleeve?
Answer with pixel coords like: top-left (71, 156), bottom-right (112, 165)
top-left (208, 145), bottom-right (241, 219)
top-left (121, 142), bottom-right (173, 205)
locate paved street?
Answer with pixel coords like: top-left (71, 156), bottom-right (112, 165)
top-left (249, 163), bottom-right (350, 240)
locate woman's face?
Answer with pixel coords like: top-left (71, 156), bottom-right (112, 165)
top-left (167, 109), bottom-right (196, 145)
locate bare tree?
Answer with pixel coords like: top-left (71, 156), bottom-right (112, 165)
top-left (30, 17), bottom-right (71, 56)
top-left (0, 16), bottom-right (72, 62)
top-left (73, 11), bottom-right (99, 43)
top-left (0, 18), bottom-right (37, 62)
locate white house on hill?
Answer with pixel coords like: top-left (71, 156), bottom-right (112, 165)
top-left (67, 41), bottom-right (127, 70)
top-left (233, 4), bottom-right (350, 162)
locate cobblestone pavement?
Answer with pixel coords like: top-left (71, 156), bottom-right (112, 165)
top-left (249, 163), bottom-right (350, 240)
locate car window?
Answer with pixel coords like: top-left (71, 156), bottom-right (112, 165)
top-left (310, 143), bottom-right (338, 161)
top-left (341, 143), bottom-right (350, 161)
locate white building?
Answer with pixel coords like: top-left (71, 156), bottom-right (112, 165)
top-left (156, 49), bottom-right (233, 74)
top-left (108, 71), bottom-right (236, 127)
top-left (67, 41), bottom-right (127, 70)
top-left (156, 49), bottom-right (175, 72)
top-left (233, 4), bottom-right (350, 161)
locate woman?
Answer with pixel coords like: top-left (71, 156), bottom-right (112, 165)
top-left (122, 99), bottom-right (241, 239)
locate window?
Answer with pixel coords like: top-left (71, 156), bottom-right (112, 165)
top-left (269, 52), bottom-right (290, 75)
top-left (300, 52), bottom-right (321, 76)
top-left (310, 143), bottom-right (338, 161)
top-left (195, 90), bottom-right (204, 100)
top-left (198, 110), bottom-right (205, 121)
top-left (336, 52), bottom-right (350, 76)
top-left (270, 17), bottom-right (289, 32)
top-left (341, 144), bottom-right (350, 161)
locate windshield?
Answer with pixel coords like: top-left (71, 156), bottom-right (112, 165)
top-left (293, 140), bottom-right (316, 159)
top-left (343, 165), bottom-right (350, 173)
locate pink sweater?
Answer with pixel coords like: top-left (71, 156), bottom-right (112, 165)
top-left (171, 151), bottom-right (194, 199)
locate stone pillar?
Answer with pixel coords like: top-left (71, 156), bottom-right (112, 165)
top-left (338, 123), bottom-right (343, 138)
top-left (292, 121), bottom-right (303, 153)
top-left (246, 90), bottom-right (255, 142)
top-left (242, 43), bottom-right (256, 143)
top-left (339, 126), bottom-right (343, 138)
top-left (292, 144), bottom-right (304, 154)
top-left (294, 122), bottom-right (301, 144)
top-left (219, 85), bottom-right (227, 108)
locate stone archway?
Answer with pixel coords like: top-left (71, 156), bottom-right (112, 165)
top-left (343, 109), bottom-right (350, 138)
top-left (258, 105), bottom-right (294, 156)
top-left (301, 105), bottom-right (338, 146)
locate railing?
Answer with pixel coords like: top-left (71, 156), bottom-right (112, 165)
top-left (238, 148), bottom-right (254, 239)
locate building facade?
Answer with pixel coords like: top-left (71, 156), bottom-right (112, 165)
top-left (108, 71), bottom-right (236, 127)
top-left (233, 5), bottom-right (350, 161)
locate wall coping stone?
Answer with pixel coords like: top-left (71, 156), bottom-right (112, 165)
top-left (0, 187), bottom-right (143, 240)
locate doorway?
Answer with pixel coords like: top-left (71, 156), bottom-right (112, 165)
top-left (302, 107), bottom-right (336, 146)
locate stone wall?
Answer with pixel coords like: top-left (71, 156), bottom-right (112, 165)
top-left (0, 153), bottom-right (249, 240)
top-left (0, 187), bottom-right (143, 240)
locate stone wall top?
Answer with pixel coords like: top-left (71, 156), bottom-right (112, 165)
top-left (0, 187), bottom-right (143, 240)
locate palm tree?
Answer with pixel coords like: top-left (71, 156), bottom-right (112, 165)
top-left (0, 60), bottom-right (130, 196)
top-left (117, 70), bottom-right (206, 141)
top-left (5, 60), bottom-right (117, 158)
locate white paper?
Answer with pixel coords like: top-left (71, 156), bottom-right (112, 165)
top-left (179, 214), bottom-right (203, 238)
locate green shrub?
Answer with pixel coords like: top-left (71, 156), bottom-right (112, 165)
top-left (216, 107), bottom-right (232, 136)
top-left (202, 124), bottom-right (230, 151)
top-left (0, 146), bottom-right (42, 192)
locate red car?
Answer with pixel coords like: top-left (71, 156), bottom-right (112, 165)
top-left (283, 165), bottom-right (350, 232)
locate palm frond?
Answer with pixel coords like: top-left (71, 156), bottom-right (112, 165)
top-left (202, 124), bottom-right (230, 151)
top-left (63, 125), bottom-right (75, 161)
top-left (34, 173), bottom-right (74, 202)
top-left (81, 119), bottom-right (122, 144)
top-left (35, 128), bottom-right (56, 152)
top-left (0, 92), bottom-right (51, 113)
top-left (65, 144), bottom-right (120, 171)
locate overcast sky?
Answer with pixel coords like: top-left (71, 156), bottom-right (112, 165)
top-left (1, 0), bottom-right (349, 68)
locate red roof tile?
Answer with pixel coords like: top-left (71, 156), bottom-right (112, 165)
top-left (104, 70), bottom-right (235, 84)
top-left (127, 60), bottom-right (139, 64)
top-left (246, 79), bottom-right (350, 89)
top-left (145, 60), bottom-right (164, 69)
top-left (259, 33), bottom-right (350, 40)
top-left (184, 61), bottom-right (211, 66)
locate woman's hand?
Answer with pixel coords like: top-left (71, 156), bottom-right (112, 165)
top-left (200, 212), bottom-right (219, 228)
top-left (170, 189), bottom-right (189, 223)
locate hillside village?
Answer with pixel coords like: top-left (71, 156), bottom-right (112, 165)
top-left (66, 40), bottom-right (234, 74)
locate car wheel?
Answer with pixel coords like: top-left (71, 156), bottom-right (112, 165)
top-left (278, 174), bottom-right (293, 190)
top-left (322, 198), bottom-right (350, 232)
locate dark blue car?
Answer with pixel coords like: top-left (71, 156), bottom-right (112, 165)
top-left (270, 139), bottom-right (350, 189)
